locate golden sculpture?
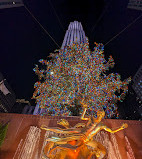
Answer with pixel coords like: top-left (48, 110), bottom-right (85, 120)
top-left (41, 101), bottom-right (128, 159)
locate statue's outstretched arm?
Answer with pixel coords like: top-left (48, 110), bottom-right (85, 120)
top-left (88, 123), bottom-right (128, 139)
top-left (41, 126), bottom-right (64, 133)
top-left (103, 123), bottom-right (128, 133)
top-left (41, 126), bottom-right (79, 134)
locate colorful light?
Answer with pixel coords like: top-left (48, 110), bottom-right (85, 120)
top-left (32, 40), bottom-right (131, 118)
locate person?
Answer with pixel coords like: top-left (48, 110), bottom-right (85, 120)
top-left (0, 72), bottom-right (16, 113)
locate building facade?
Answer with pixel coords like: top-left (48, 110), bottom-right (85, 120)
top-left (132, 65), bottom-right (142, 101)
top-left (118, 65), bottom-right (142, 120)
top-left (0, 0), bottom-right (23, 9)
top-left (61, 21), bottom-right (87, 49)
top-left (0, 72), bottom-right (16, 113)
top-left (132, 65), bottom-right (142, 119)
top-left (127, 0), bottom-right (142, 11)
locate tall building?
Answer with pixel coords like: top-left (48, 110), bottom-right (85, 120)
top-left (118, 84), bottom-right (141, 120)
top-left (132, 65), bottom-right (142, 101)
top-left (0, 72), bottom-right (16, 113)
top-left (33, 21), bottom-right (87, 115)
top-left (132, 65), bottom-right (142, 119)
top-left (127, 0), bottom-right (142, 11)
top-left (118, 65), bottom-right (142, 120)
top-left (0, 0), bottom-right (23, 9)
top-left (61, 21), bottom-right (87, 49)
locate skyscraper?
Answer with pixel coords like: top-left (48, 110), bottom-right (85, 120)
top-left (0, 72), bottom-right (16, 113)
top-left (132, 65), bottom-right (142, 101)
top-left (132, 65), bottom-right (142, 119)
top-left (127, 0), bottom-right (142, 11)
top-left (119, 65), bottom-right (142, 120)
top-left (0, 0), bottom-right (23, 9)
top-left (61, 21), bottom-right (87, 49)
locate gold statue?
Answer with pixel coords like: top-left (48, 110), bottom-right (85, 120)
top-left (41, 101), bottom-right (128, 159)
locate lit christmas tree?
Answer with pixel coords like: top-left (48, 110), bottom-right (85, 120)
top-left (32, 40), bottom-right (131, 118)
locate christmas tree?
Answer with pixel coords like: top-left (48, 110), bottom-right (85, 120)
top-left (0, 123), bottom-right (9, 147)
top-left (32, 40), bottom-right (131, 118)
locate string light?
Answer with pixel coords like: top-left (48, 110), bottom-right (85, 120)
top-left (33, 40), bottom-right (131, 118)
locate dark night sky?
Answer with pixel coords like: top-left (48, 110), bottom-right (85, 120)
top-left (0, 0), bottom-right (142, 104)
